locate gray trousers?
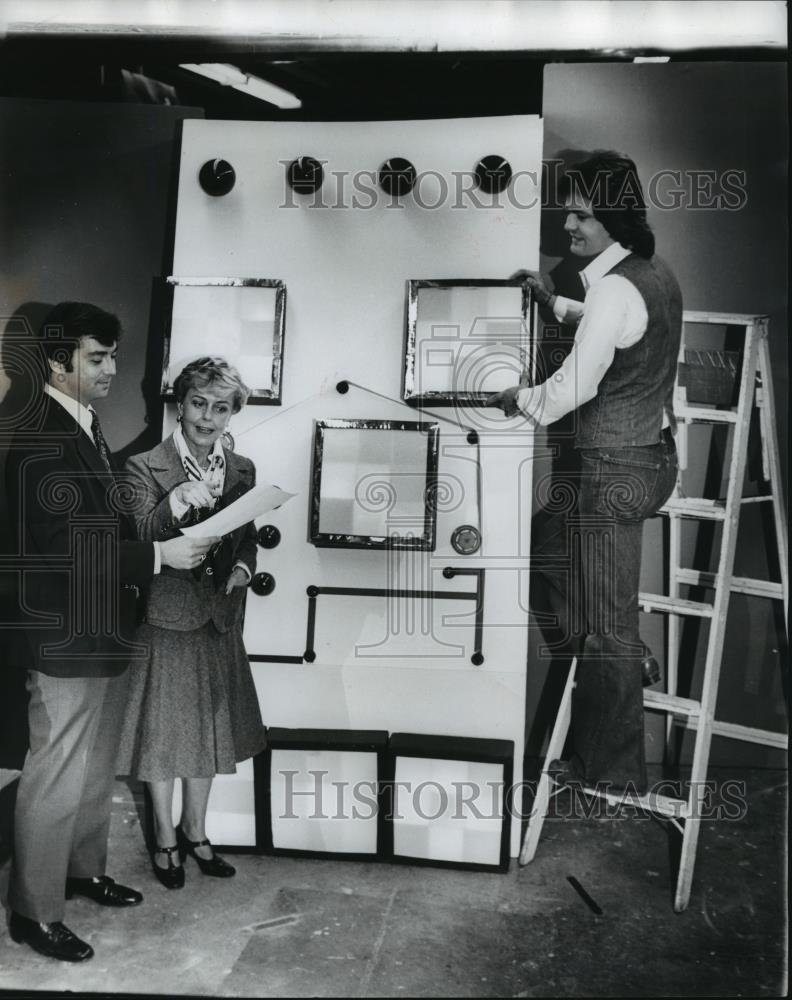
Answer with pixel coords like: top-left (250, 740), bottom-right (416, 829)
top-left (7, 670), bottom-right (126, 922)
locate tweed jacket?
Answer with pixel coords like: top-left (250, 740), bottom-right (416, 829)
top-left (5, 394), bottom-right (155, 676)
top-left (124, 435), bottom-right (257, 633)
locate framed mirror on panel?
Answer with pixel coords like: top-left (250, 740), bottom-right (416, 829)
top-left (402, 279), bottom-right (535, 407)
top-left (160, 277), bottom-right (286, 404)
top-left (308, 419), bottom-right (440, 550)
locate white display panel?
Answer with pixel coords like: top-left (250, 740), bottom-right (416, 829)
top-left (269, 748), bottom-right (379, 854)
top-left (392, 756), bottom-right (505, 866)
top-left (171, 115), bottom-right (542, 857)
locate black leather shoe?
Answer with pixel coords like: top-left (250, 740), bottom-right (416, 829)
top-left (150, 845), bottom-right (185, 889)
top-left (65, 875), bottom-right (143, 907)
top-left (548, 758), bottom-right (647, 796)
top-left (176, 826), bottom-right (236, 878)
top-left (641, 654), bottom-right (661, 687)
top-left (9, 911), bottom-right (94, 962)
top-left (547, 757), bottom-right (587, 786)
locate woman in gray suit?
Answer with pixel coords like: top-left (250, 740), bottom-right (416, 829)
top-left (118, 357), bottom-right (266, 888)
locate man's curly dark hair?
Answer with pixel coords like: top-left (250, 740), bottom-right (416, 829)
top-left (39, 301), bottom-right (122, 374)
top-left (559, 151), bottom-right (655, 259)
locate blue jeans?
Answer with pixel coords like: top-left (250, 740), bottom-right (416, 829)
top-left (530, 434), bottom-right (678, 791)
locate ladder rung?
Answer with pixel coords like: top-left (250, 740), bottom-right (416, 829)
top-left (675, 569), bottom-right (785, 600)
top-left (682, 310), bottom-right (767, 325)
top-left (662, 496), bottom-right (776, 518)
top-left (638, 592), bottom-right (713, 617)
top-left (572, 784), bottom-right (687, 820)
top-left (661, 497), bottom-right (726, 520)
top-left (643, 690), bottom-right (701, 717)
top-left (677, 406), bottom-right (738, 424)
top-left (670, 716), bottom-right (788, 751)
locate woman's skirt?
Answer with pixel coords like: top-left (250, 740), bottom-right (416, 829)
top-left (116, 621), bottom-right (267, 781)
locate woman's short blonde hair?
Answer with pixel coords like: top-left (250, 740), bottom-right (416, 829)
top-left (173, 357), bottom-right (250, 413)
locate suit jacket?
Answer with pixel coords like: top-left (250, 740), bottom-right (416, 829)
top-left (124, 436), bottom-right (257, 634)
top-left (5, 394), bottom-right (155, 677)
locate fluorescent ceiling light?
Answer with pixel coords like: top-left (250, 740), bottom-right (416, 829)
top-left (180, 63), bottom-right (302, 109)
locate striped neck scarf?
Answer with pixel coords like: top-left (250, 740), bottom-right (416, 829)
top-left (173, 423), bottom-right (226, 505)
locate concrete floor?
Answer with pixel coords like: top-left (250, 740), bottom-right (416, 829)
top-left (0, 767), bottom-right (787, 998)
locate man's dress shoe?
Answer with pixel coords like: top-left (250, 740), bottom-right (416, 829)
top-left (547, 757), bottom-right (586, 786)
top-left (641, 654), bottom-right (661, 687)
top-left (8, 911), bottom-right (94, 962)
top-left (548, 757), bottom-right (647, 796)
top-left (65, 875), bottom-right (143, 907)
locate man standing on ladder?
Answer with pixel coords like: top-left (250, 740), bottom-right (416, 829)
top-left (488, 151), bottom-right (681, 795)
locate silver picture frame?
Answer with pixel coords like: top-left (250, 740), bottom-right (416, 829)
top-left (160, 276), bottom-right (286, 404)
top-left (402, 278), bottom-right (535, 406)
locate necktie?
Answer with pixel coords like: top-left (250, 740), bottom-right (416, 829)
top-left (90, 410), bottom-right (113, 474)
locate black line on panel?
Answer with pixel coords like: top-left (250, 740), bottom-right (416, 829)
top-left (304, 589), bottom-right (318, 662)
top-left (441, 567), bottom-right (485, 664)
top-left (249, 655), bottom-right (305, 664)
top-left (304, 571), bottom-right (486, 665)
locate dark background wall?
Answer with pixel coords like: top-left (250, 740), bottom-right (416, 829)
top-left (0, 98), bottom-right (204, 452)
top-left (526, 61), bottom-right (787, 767)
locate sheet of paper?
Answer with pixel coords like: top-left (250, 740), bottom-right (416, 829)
top-left (181, 484), bottom-right (296, 538)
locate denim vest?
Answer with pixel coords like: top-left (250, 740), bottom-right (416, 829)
top-left (575, 254), bottom-right (682, 448)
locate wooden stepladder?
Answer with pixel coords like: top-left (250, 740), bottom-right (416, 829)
top-left (520, 312), bottom-right (788, 913)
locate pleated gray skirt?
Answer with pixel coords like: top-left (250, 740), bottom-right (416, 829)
top-left (116, 621), bottom-right (267, 781)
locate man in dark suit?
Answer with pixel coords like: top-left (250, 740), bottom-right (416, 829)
top-left (4, 302), bottom-right (217, 962)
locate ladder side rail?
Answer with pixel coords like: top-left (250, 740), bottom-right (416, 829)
top-left (674, 324), bottom-right (690, 473)
top-left (667, 315), bottom-right (701, 747)
top-left (674, 321), bottom-right (762, 911)
top-left (665, 512), bottom-right (683, 750)
top-left (755, 329), bottom-right (789, 629)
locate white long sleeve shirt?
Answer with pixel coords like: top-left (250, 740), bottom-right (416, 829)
top-left (516, 243), bottom-right (651, 427)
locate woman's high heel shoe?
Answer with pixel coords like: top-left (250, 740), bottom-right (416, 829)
top-left (176, 826), bottom-right (236, 878)
top-left (150, 844), bottom-right (185, 889)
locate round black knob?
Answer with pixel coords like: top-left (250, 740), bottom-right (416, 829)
top-left (466, 430), bottom-right (479, 446)
top-left (471, 651), bottom-right (484, 666)
top-left (303, 650), bottom-right (316, 663)
top-left (442, 567), bottom-right (455, 580)
top-left (307, 585), bottom-right (320, 598)
top-left (336, 380), bottom-right (350, 394)
top-left (379, 157), bottom-right (417, 197)
top-left (198, 158), bottom-right (236, 196)
top-left (287, 156), bottom-right (325, 193)
top-left (257, 525), bottom-right (281, 549)
top-left (251, 572), bottom-right (276, 596)
top-left (474, 155), bottom-right (512, 195)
